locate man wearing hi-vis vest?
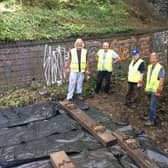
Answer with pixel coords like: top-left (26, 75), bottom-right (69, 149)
top-left (95, 42), bottom-right (120, 98)
top-left (125, 49), bottom-right (145, 107)
top-left (65, 38), bottom-right (90, 101)
top-left (144, 52), bottom-right (165, 126)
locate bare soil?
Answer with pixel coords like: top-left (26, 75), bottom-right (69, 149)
top-left (85, 80), bottom-right (168, 153)
top-left (124, 0), bottom-right (168, 32)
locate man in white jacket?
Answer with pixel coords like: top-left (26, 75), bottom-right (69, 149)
top-left (65, 38), bottom-right (90, 101)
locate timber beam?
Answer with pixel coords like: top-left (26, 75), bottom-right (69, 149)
top-left (59, 100), bottom-right (117, 146)
top-left (112, 132), bottom-right (159, 168)
top-left (50, 151), bottom-right (75, 168)
top-left (59, 101), bottom-right (159, 168)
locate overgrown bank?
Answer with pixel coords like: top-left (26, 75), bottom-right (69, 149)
top-left (0, 0), bottom-right (134, 41)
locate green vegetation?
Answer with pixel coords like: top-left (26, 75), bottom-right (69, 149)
top-left (0, 0), bottom-right (134, 41)
top-left (0, 78), bottom-right (96, 108)
top-left (0, 84), bottom-right (66, 109)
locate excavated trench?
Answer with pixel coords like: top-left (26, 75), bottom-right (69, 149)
top-left (0, 101), bottom-right (168, 168)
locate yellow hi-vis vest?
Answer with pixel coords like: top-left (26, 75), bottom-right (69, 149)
top-left (145, 63), bottom-right (162, 93)
top-left (70, 48), bottom-right (87, 72)
top-left (128, 58), bottom-right (144, 83)
top-left (97, 49), bottom-right (113, 72)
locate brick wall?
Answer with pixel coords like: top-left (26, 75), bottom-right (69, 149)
top-left (0, 30), bottom-right (167, 89)
top-left (86, 35), bottom-right (151, 74)
top-left (0, 45), bottom-right (44, 88)
top-left (0, 41), bottom-right (73, 89)
top-left (152, 31), bottom-right (168, 65)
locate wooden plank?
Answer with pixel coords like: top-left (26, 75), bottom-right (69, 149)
top-left (112, 132), bottom-right (159, 168)
top-left (50, 151), bottom-right (75, 168)
top-left (59, 101), bottom-right (117, 146)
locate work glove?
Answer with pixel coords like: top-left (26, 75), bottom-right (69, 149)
top-left (156, 88), bottom-right (162, 96)
top-left (137, 80), bottom-right (143, 88)
top-left (64, 65), bottom-right (70, 72)
top-left (86, 74), bottom-right (91, 81)
top-left (86, 67), bottom-right (91, 75)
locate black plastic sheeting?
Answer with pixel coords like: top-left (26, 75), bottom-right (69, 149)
top-left (0, 101), bottom-right (168, 168)
top-left (11, 147), bottom-right (137, 168)
top-left (0, 102), bottom-right (59, 128)
top-left (0, 114), bottom-right (80, 147)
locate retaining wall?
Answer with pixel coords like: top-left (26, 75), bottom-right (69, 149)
top-left (0, 30), bottom-right (168, 89)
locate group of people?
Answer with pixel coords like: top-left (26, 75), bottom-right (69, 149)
top-left (65, 38), bottom-right (165, 126)
top-left (125, 49), bottom-right (165, 126)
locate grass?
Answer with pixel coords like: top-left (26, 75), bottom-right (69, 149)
top-left (0, 0), bottom-right (134, 41)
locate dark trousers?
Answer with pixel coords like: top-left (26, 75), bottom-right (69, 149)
top-left (125, 82), bottom-right (139, 104)
top-left (95, 71), bottom-right (112, 94)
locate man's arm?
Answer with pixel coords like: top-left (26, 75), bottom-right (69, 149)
top-left (136, 61), bottom-right (145, 87)
top-left (138, 62), bottom-right (145, 80)
top-left (156, 77), bottom-right (165, 96)
top-left (158, 68), bottom-right (165, 90)
top-left (112, 50), bottom-right (121, 64)
top-left (95, 53), bottom-right (99, 62)
top-left (86, 53), bottom-right (91, 74)
top-left (65, 50), bottom-right (71, 71)
top-left (156, 68), bottom-right (165, 96)
top-left (95, 49), bottom-right (101, 62)
top-left (113, 56), bottom-right (121, 64)
top-left (158, 77), bottom-right (165, 90)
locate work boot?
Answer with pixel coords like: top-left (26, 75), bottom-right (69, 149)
top-left (66, 98), bottom-right (73, 102)
top-left (77, 94), bottom-right (84, 100)
top-left (124, 98), bottom-right (131, 106)
top-left (103, 93), bottom-right (108, 99)
top-left (141, 115), bottom-right (149, 121)
top-left (65, 96), bottom-right (73, 101)
top-left (94, 93), bottom-right (100, 98)
top-left (130, 103), bottom-right (136, 109)
top-left (124, 101), bottom-right (131, 107)
top-left (144, 120), bottom-right (155, 126)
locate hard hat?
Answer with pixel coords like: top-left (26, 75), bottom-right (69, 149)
top-left (131, 49), bottom-right (139, 56)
